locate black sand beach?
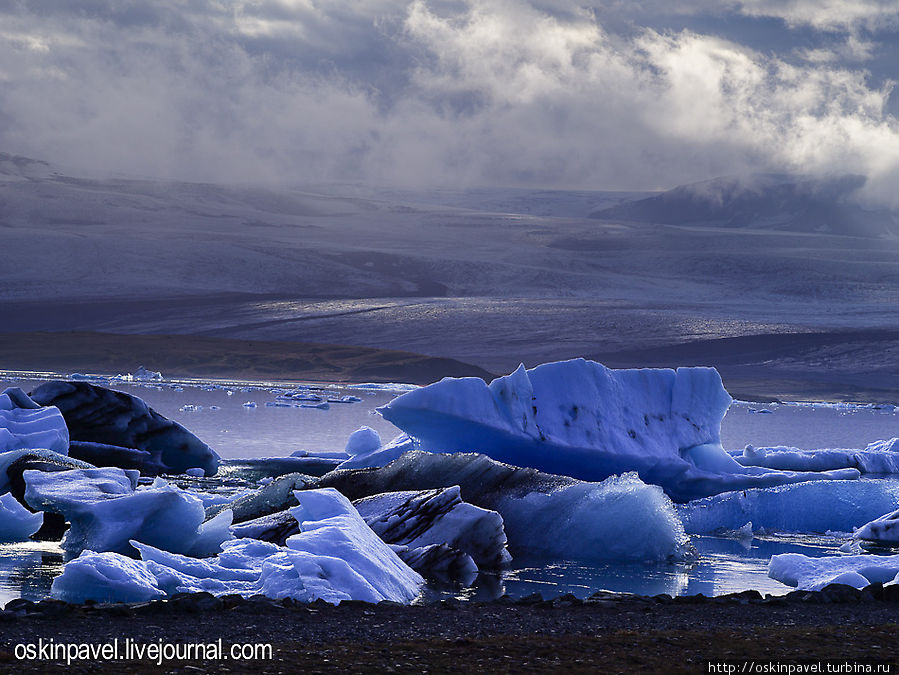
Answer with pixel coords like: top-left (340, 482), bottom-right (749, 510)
top-left (1, 590), bottom-right (897, 673)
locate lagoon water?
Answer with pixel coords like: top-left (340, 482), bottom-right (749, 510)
top-left (0, 373), bottom-right (896, 603)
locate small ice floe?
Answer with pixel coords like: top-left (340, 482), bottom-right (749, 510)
top-left (242, 401), bottom-right (257, 408)
top-left (277, 393), bottom-right (322, 402)
top-left (338, 428), bottom-right (414, 470)
top-left (854, 508), bottom-right (899, 550)
top-left (748, 408), bottom-right (773, 414)
top-left (0, 492), bottom-right (44, 543)
top-left (133, 366), bottom-right (164, 382)
top-left (327, 395), bottom-right (362, 404)
top-left (179, 404), bottom-right (202, 413)
top-left (300, 402), bottom-right (329, 410)
top-left (346, 383), bottom-right (420, 393)
top-left (677, 479), bottom-right (899, 535)
top-left (768, 552), bottom-right (899, 591)
top-left (735, 440), bottom-right (899, 474)
top-left (23, 468), bottom-right (232, 558)
top-left (68, 373), bottom-right (108, 382)
top-left (265, 401), bottom-right (295, 408)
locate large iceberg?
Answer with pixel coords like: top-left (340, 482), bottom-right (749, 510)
top-left (52, 488), bottom-right (424, 605)
top-left (29, 381), bottom-right (219, 476)
top-left (23, 468), bottom-right (232, 557)
top-left (318, 450), bottom-right (692, 562)
top-left (377, 359), bottom-right (855, 501)
top-left (0, 388), bottom-right (68, 456)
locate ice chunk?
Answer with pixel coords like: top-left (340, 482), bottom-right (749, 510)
top-left (208, 473), bottom-right (316, 523)
top-left (737, 442), bottom-right (899, 474)
top-left (345, 426), bottom-right (381, 456)
top-left (0, 448), bottom-right (94, 499)
top-left (0, 387), bottom-right (68, 456)
top-left (53, 489), bottom-right (424, 604)
top-left (133, 366), bottom-right (164, 381)
top-left (23, 468), bottom-right (232, 557)
top-left (50, 551), bottom-right (167, 603)
top-left (29, 381), bottom-right (219, 476)
top-left (219, 456), bottom-right (341, 480)
top-left (354, 486), bottom-right (510, 569)
top-left (678, 479), bottom-right (899, 534)
top-left (378, 359), bottom-right (854, 501)
top-left (395, 544), bottom-right (478, 584)
top-left (768, 552), bottom-right (899, 591)
top-left (0, 492), bottom-right (43, 542)
top-left (338, 433), bottom-right (415, 470)
top-left (854, 509), bottom-right (899, 548)
top-left (318, 450), bottom-right (692, 562)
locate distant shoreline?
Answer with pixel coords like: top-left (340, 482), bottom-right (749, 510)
top-left (0, 330), bottom-right (896, 404)
top-left (0, 331), bottom-right (495, 387)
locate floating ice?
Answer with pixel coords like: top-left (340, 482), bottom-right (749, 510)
top-left (854, 509), bottom-right (899, 548)
top-left (354, 486), bottom-right (510, 569)
top-left (219, 456), bottom-right (342, 480)
top-left (345, 426), bottom-right (381, 456)
top-left (319, 450), bottom-right (692, 561)
top-left (133, 366), bottom-right (164, 382)
top-left (0, 492), bottom-right (43, 542)
top-left (678, 479), bottom-right (899, 534)
top-left (29, 381), bottom-right (219, 476)
top-left (52, 489), bottom-right (423, 604)
top-left (0, 387), bottom-right (68, 456)
top-left (736, 440), bottom-right (899, 474)
top-left (338, 433), bottom-right (415, 471)
top-left (51, 551), bottom-right (168, 603)
top-left (768, 552), bottom-right (899, 591)
top-left (23, 468), bottom-right (232, 558)
top-left (378, 359), bottom-right (854, 501)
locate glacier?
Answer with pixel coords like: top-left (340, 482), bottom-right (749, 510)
top-left (51, 488), bottom-right (424, 605)
top-left (377, 359), bottom-right (857, 501)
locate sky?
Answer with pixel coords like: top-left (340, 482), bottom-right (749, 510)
top-left (2, 1), bottom-right (899, 203)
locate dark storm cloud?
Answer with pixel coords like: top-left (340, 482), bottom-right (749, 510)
top-left (1, 1), bottom-right (898, 205)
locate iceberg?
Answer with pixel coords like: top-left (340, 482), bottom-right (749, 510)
top-left (30, 381), bottom-right (220, 476)
top-left (338, 432), bottom-right (416, 471)
top-left (51, 489), bottom-right (423, 605)
top-left (354, 486), bottom-right (510, 569)
top-left (377, 359), bottom-right (855, 501)
top-left (768, 552), bottom-right (899, 591)
top-left (0, 387), bottom-right (68, 456)
top-left (318, 450), bottom-right (692, 562)
top-left (0, 492), bottom-right (43, 542)
top-left (23, 468), bottom-right (232, 558)
top-left (854, 509), bottom-right (899, 548)
top-left (678, 479), bottom-right (899, 534)
top-left (736, 440), bottom-right (899, 474)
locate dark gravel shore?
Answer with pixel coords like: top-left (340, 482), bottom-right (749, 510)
top-left (1, 589), bottom-right (897, 673)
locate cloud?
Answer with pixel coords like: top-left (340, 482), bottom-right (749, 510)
top-left (1, 0), bottom-right (898, 206)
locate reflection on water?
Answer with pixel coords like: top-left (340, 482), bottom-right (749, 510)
top-left (420, 534), bottom-right (844, 602)
top-left (0, 542), bottom-right (64, 605)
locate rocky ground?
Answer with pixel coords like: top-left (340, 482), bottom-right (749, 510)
top-left (0, 588), bottom-right (897, 673)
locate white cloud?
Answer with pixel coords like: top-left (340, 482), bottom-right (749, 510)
top-left (1, 0), bottom-right (898, 205)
